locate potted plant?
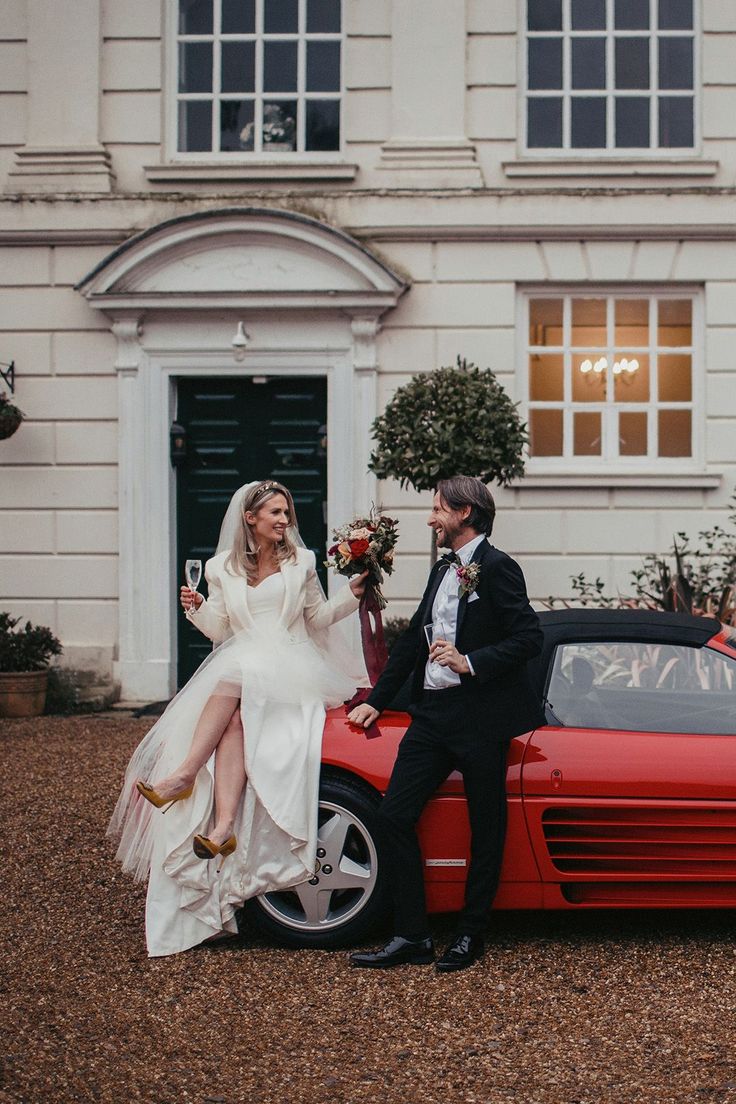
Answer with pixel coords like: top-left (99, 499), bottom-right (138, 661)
top-left (0, 612), bottom-right (62, 717)
top-left (0, 392), bottom-right (24, 440)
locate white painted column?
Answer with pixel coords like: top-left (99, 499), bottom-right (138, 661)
top-left (6, 0), bottom-right (114, 193)
top-left (111, 316), bottom-right (171, 701)
top-left (351, 316), bottom-right (380, 515)
top-left (378, 0), bottom-right (482, 187)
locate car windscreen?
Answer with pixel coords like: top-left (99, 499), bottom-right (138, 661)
top-left (545, 641), bottom-right (736, 735)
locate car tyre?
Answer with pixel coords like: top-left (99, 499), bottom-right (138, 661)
top-left (245, 773), bottom-right (388, 949)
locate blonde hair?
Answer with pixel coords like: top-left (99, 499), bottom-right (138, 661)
top-left (225, 481), bottom-right (299, 581)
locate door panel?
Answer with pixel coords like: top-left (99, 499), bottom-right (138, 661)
top-left (522, 726), bottom-right (736, 884)
top-left (176, 376), bottom-right (327, 687)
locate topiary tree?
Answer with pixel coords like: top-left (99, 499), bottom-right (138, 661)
top-left (369, 357), bottom-right (528, 562)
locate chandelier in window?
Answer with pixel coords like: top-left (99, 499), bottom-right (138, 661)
top-left (579, 356), bottom-right (639, 376)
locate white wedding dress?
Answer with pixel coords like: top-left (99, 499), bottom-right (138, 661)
top-left (109, 548), bottom-right (366, 957)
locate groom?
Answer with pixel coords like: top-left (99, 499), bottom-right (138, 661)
top-left (347, 476), bottom-right (544, 972)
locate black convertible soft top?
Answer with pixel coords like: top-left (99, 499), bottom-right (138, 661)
top-left (539, 608), bottom-right (722, 647)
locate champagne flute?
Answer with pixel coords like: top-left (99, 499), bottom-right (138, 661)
top-left (184, 558), bottom-right (202, 611)
top-left (424, 620), bottom-right (452, 668)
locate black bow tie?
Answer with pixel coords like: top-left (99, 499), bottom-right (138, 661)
top-left (440, 551), bottom-right (459, 566)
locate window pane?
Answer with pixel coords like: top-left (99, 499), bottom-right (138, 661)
top-left (615, 96), bottom-right (650, 147)
top-left (659, 38), bottom-right (693, 90)
top-left (658, 96), bottom-right (694, 146)
top-left (619, 411), bottom-right (648, 456)
top-left (220, 99), bottom-right (255, 150)
top-left (307, 0), bottom-right (341, 32)
top-left (221, 41), bottom-right (255, 92)
top-left (548, 642), bottom-right (736, 733)
top-left (528, 39), bottom-right (563, 89)
top-left (529, 409), bottom-right (564, 456)
top-left (179, 0), bottom-right (213, 35)
top-left (571, 0), bottom-right (606, 30)
top-left (264, 0), bottom-right (298, 33)
top-left (307, 41), bottom-right (340, 91)
top-left (658, 410), bottom-right (691, 456)
top-left (262, 100), bottom-right (297, 149)
top-left (659, 354), bottom-right (692, 401)
top-left (613, 353), bottom-right (649, 402)
top-left (571, 97), bottom-right (606, 147)
top-left (178, 100), bottom-right (212, 151)
top-left (615, 0), bottom-right (649, 29)
top-left (572, 38), bottom-right (606, 89)
top-left (658, 0), bottom-right (693, 30)
top-left (264, 41), bottom-right (298, 91)
top-left (528, 0), bottom-right (562, 31)
top-left (528, 98), bottom-right (563, 147)
top-left (178, 42), bottom-right (213, 93)
top-left (529, 299), bottom-right (563, 345)
top-left (615, 299), bottom-right (649, 345)
top-left (221, 0), bottom-right (255, 33)
top-left (530, 354), bottom-right (564, 401)
top-left (572, 353), bottom-right (607, 401)
top-left (572, 298), bottom-right (606, 346)
top-left (658, 300), bottom-right (692, 345)
top-left (615, 37), bottom-right (650, 89)
top-left (305, 98), bottom-right (340, 150)
top-left (574, 411), bottom-right (602, 455)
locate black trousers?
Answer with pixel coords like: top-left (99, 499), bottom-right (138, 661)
top-left (376, 688), bottom-right (509, 938)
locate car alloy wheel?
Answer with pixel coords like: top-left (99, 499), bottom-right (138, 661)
top-left (247, 774), bottom-right (387, 948)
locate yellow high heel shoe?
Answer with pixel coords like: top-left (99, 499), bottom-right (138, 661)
top-left (193, 834), bottom-right (237, 872)
top-left (136, 780), bottom-right (194, 814)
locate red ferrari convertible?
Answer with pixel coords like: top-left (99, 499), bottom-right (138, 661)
top-left (248, 609), bottom-right (736, 946)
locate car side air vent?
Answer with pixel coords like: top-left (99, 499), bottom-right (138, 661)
top-left (542, 805), bottom-right (736, 877)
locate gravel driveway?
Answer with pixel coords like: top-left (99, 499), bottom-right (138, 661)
top-left (2, 715), bottom-right (736, 1104)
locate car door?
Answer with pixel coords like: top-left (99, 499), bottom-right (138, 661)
top-left (521, 637), bottom-right (736, 906)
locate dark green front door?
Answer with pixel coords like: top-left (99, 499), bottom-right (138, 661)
top-left (176, 375), bottom-right (327, 687)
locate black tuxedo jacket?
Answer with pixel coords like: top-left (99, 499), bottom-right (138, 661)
top-left (367, 539), bottom-right (545, 741)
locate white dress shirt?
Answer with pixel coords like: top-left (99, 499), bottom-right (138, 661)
top-left (423, 533), bottom-right (485, 689)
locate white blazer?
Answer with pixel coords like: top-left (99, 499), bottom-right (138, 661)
top-left (186, 546), bottom-right (359, 645)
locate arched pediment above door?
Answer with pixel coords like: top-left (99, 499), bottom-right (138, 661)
top-left (76, 207), bottom-right (407, 312)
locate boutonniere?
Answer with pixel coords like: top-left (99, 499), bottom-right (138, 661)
top-left (456, 562), bottom-right (481, 597)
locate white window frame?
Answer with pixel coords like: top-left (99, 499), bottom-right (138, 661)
top-left (165, 0), bottom-right (344, 162)
top-left (520, 0), bottom-right (701, 157)
top-left (518, 286), bottom-right (705, 476)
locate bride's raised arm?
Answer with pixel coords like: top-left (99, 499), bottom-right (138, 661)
top-left (302, 550), bottom-right (362, 632)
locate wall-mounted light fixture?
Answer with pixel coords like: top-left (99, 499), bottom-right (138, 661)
top-left (0, 359), bottom-right (15, 393)
top-left (231, 322), bottom-right (250, 362)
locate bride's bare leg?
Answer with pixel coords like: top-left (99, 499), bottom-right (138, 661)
top-left (147, 693), bottom-right (240, 800)
top-left (209, 709), bottom-right (246, 847)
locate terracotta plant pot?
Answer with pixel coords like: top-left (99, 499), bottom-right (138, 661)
top-left (0, 670), bottom-right (49, 717)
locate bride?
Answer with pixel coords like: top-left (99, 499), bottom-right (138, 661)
top-left (109, 480), bottom-right (368, 957)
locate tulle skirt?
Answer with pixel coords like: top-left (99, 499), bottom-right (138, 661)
top-left (108, 624), bottom-right (364, 956)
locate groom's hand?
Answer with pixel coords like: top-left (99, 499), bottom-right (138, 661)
top-left (347, 703), bottom-right (380, 728)
top-left (430, 640), bottom-right (471, 675)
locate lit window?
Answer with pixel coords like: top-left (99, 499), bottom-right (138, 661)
top-left (525, 293), bottom-right (697, 464)
top-left (525, 0), bottom-right (696, 152)
top-left (176, 0), bottom-right (342, 154)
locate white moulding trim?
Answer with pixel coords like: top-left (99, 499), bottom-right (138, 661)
top-left (144, 159), bottom-right (359, 183)
top-left (503, 158), bottom-right (720, 179)
top-left (518, 472), bottom-right (722, 489)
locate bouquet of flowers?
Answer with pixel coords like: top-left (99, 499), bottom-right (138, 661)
top-left (325, 511), bottom-right (399, 688)
top-left (325, 511), bottom-right (399, 611)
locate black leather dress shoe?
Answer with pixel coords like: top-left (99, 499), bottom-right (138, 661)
top-left (350, 935), bottom-right (435, 968)
top-left (435, 933), bottom-right (485, 973)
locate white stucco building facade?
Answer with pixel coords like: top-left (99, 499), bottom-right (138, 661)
top-left (1, 0), bottom-right (735, 701)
